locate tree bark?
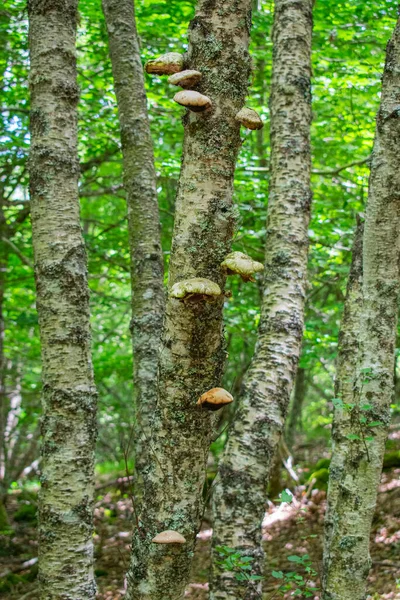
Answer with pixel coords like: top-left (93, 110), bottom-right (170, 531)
top-left (28, 1), bottom-right (97, 598)
top-left (210, 1), bottom-right (313, 598)
top-left (322, 219), bottom-right (364, 598)
top-left (286, 366), bottom-right (306, 449)
top-left (125, 1), bottom-right (253, 599)
top-left (322, 15), bottom-right (400, 600)
top-left (101, 0), bottom-right (164, 490)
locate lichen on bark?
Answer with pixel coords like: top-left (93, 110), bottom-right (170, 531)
top-left (210, 1), bottom-right (313, 598)
top-left (28, 0), bottom-right (97, 597)
top-left (322, 15), bottom-right (400, 600)
top-left (101, 0), bottom-right (165, 494)
top-left (124, 1), bottom-right (253, 598)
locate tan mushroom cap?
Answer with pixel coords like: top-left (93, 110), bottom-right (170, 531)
top-left (173, 90), bottom-right (212, 112)
top-left (197, 387), bottom-right (233, 411)
top-left (145, 52), bottom-right (184, 75)
top-left (170, 278), bottom-right (221, 300)
top-left (235, 107), bottom-right (263, 130)
top-left (168, 69), bottom-right (202, 88)
top-left (152, 530), bottom-right (186, 544)
top-left (221, 251), bottom-right (264, 282)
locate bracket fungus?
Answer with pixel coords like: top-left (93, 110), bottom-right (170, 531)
top-left (235, 107), bottom-right (264, 130)
top-left (221, 251), bottom-right (264, 282)
top-left (152, 530), bottom-right (186, 544)
top-left (173, 90), bottom-right (212, 112)
top-left (145, 52), bottom-right (184, 76)
top-left (168, 69), bottom-right (202, 88)
top-left (170, 278), bottom-right (221, 303)
top-left (197, 387), bottom-right (233, 411)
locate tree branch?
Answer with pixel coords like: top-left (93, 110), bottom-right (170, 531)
top-left (239, 155), bottom-right (371, 177)
top-left (1, 237), bottom-right (33, 268)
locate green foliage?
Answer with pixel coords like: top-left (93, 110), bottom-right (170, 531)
top-left (278, 489), bottom-right (294, 504)
top-left (1, 0), bottom-right (399, 485)
top-left (271, 554), bottom-right (318, 598)
top-left (308, 468), bottom-right (329, 490)
top-left (215, 546), bottom-right (263, 583)
top-left (13, 502), bottom-right (37, 523)
top-left (216, 546), bottom-right (319, 597)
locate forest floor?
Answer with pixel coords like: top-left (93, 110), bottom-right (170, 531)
top-left (1, 466), bottom-right (399, 600)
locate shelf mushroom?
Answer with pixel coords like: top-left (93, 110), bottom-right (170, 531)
top-left (168, 70), bottom-right (202, 88)
top-left (235, 107), bottom-right (263, 130)
top-left (197, 387), bottom-right (233, 411)
top-left (221, 251), bottom-right (264, 282)
top-left (170, 278), bottom-right (221, 303)
top-left (145, 52), bottom-right (184, 75)
top-left (152, 530), bottom-right (186, 544)
top-left (173, 90), bottom-right (212, 112)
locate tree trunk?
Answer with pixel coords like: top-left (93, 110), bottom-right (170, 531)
top-left (322, 219), bottom-right (364, 598)
top-left (101, 0), bottom-right (164, 490)
top-left (322, 16), bottom-right (400, 600)
top-left (28, 1), bottom-right (97, 598)
top-left (286, 366), bottom-right (306, 449)
top-left (125, 1), bottom-right (253, 599)
top-left (210, 1), bottom-right (313, 598)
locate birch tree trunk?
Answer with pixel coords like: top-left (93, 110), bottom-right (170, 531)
top-left (322, 219), bottom-right (364, 599)
top-left (286, 366), bottom-right (306, 449)
top-left (125, 1), bottom-right (253, 598)
top-left (101, 0), bottom-right (164, 488)
top-left (28, 1), bottom-right (97, 598)
top-left (322, 16), bottom-right (400, 600)
top-left (210, 1), bottom-right (313, 598)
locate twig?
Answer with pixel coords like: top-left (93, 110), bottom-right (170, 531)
top-left (0, 557), bottom-right (38, 578)
top-left (372, 560), bottom-right (400, 569)
top-left (1, 236), bottom-right (33, 268)
top-left (239, 155), bottom-right (371, 177)
top-left (18, 588), bottom-right (38, 600)
top-left (312, 155), bottom-right (371, 176)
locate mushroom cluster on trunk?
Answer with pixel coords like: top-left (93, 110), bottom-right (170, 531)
top-left (221, 251), bottom-right (264, 282)
top-left (197, 388), bottom-right (233, 411)
top-left (235, 107), bottom-right (264, 130)
top-left (152, 530), bottom-right (186, 544)
top-left (170, 278), bottom-right (221, 303)
top-left (145, 52), bottom-right (184, 75)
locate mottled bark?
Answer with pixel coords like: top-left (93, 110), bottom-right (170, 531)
top-left (286, 366), bottom-right (306, 448)
top-left (210, 1), bottom-right (313, 598)
top-left (125, 1), bottom-right (253, 599)
top-left (101, 0), bottom-right (164, 488)
top-left (322, 220), bottom-right (364, 599)
top-left (28, 1), bottom-right (97, 598)
top-left (322, 16), bottom-right (400, 600)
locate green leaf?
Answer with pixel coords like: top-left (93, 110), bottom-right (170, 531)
top-left (271, 570), bottom-right (284, 579)
top-left (347, 434), bottom-right (361, 440)
top-left (368, 421), bottom-right (383, 427)
top-left (332, 397), bottom-right (343, 408)
top-left (279, 489), bottom-right (293, 503)
top-left (287, 555), bottom-right (303, 563)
